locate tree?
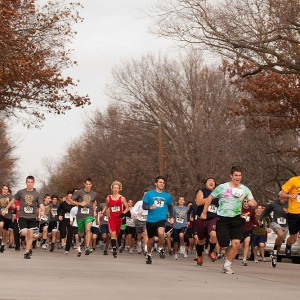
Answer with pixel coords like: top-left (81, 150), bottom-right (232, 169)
top-left (152, 0), bottom-right (300, 77)
top-left (0, 0), bottom-right (90, 127)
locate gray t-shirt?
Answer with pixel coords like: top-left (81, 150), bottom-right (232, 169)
top-left (14, 189), bottom-right (43, 219)
top-left (98, 202), bottom-right (108, 225)
top-left (0, 194), bottom-right (13, 219)
top-left (72, 189), bottom-right (97, 220)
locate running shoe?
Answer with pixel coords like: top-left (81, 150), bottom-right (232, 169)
top-left (222, 264), bottom-right (234, 274)
top-left (285, 246), bottom-right (292, 257)
top-left (77, 251), bottom-right (82, 257)
top-left (146, 254), bottom-right (152, 264)
top-left (174, 253), bottom-right (179, 260)
top-left (24, 253), bottom-right (31, 259)
top-left (65, 251), bottom-right (69, 255)
top-left (129, 248), bottom-right (133, 254)
top-left (85, 247), bottom-right (90, 256)
top-left (254, 256), bottom-right (259, 263)
top-left (196, 255), bottom-right (203, 266)
top-left (103, 249), bottom-right (108, 255)
top-left (242, 259), bottom-right (248, 266)
top-left (42, 244), bottom-right (48, 250)
top-left (29, 249), bottom-right (33, 256)
top-left (113, 248), bottom-right (118, 258)
top-left (50, 243), bottom-right (55, 252)
top-left (208, 252), bottom-right (217, 262)
top-left (137, 244), bottom-right (142, 254)
top-left (183, 252), bottom-right (188, 258)
top-left (0, 244), bottom-right (5, 253)
top-left (179, 246), bottom-right (185, 255)
top-left (159, 249), bottom-right (165, 259)
top-left (89, 247), bottom-right (93, 253)
top-left (15, 247), bottom-right (20, 252)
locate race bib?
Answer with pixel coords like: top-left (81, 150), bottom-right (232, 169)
top-left (297, 195), bottom-right (300, 202)
top-left (103, 215), bottom-right (108, 221)
top-left (64, 213), bottom-right (70, 219)
top-left (277, 217), bottom-right (286, 225)
top-left (140, 215), bottom-right (147, 221)
top-left (24, 206), bottom-right (33, 214)
top-left (176, 217), bottom-right (184, 224)
top-left (111, 206), bottom-right (120, 212)
top-left (232, 188), bottom-right (243, 198)
top-left (41, 215), bottom-right (48, 221)
top-left (208, 205), bottom-right (217, 213)
top-left (81, 208), bottom-right (90, 214)
top-left (154, 199), bottom-right (164, 207)
top-left (243, 216), bottom-right (250, 222)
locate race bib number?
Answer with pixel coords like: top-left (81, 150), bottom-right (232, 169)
top-left (64, 213), bottom-right (70, 219)
top-left (81, 208), bottom-right (90, 214)
top-left (297, 195), bottom-right (300, 202)
top-left (111, 206), bottom-right (120, 212)
top-left (232, 188), bottom-right (243, 198)
top-left (154, 199), bottom-right (164, 207)
top-left (140, 215), bottom-right (147, 221)
top-left (24, 206), bottom-right (33, 214)
top-left (41, 215), bottom-right (48, 222)
top-left (176, 217), bottom-right (184, 224)
top-left (208, 205), bottom-right (217, 213)
top-left (103, 215), bottom-right (108, 221)
top-left (277, 217), bottom-right (286, 225)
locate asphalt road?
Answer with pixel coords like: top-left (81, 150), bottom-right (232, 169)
top-left (0, 247), bottom-right (299, 300)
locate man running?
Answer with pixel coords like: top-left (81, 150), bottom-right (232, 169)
top-left (142, 176), bottom-right (173, 264)
top-left (201, 166), bottom-right (257, 274)
top-left (279, 176), bottom-right (300, 257)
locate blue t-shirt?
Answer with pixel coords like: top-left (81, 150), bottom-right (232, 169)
top-left (143, 190), bottom-right (173, 223)
top-left (173, 206), bottom-right (188, 229)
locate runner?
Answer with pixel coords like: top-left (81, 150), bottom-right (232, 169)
top-left (2, 176), bottom-right (45, 259)
top-left (172, 196), bottom-right (188, 260)
top-left (0, 184), bottom-right (13, 253)
top-left (201, 166), bottom-right (257, 274)
top-left (70, 178), bottom-right (99, 256)
top-left (195, 177), bottom-right (219, 266)
top-left (100, 181), bottom-right (129, 258)
top-left (278, 176), bottom-right (300, 258)
top-left (98, 201), bottom-right (110, 255)
top-left (48, 194), bottom-right (59, 252)
top-left (39, 194), bottom-right (51, 249)
top-left (142, 176), bottom-right (173, 264)
top-left (125, 199), bottom-right (136, 254)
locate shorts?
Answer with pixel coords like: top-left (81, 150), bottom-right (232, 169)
top-left (270, 222), bottom-right (288, 240)
top-left (125, 226), bottom-right (136, 237)
top-left (165, 225), bottom-right (173, 235)
top-left (48, 221), bottom-right (59, 233)
top-left (39, 222), bottom-right (49, 233)
top-left (108, 217), bottom-right (122, 235)
top-left (0, 215), bottom-right (12, 230)
top-left (241, 230), bottom-right (252, 243)
top-left (146, 220), bottom-right (166, 239)
top-left (287, 213), bottom-right (300, 235)
top-left (216, 215), bottom-right (245, 248)
top-left (172, 227), bottom-right (187, 243)
top-left (77, 216), bottom-right (95, 234)
top-left (251, 234), bottom-right (267, 247)
top-left (18, 218), bottom-right (38, 233)
top-left (72, 226), bottom-right (78, 235)
top-left (185, 227), bottom-right (194, 239)
top-left (195, 217), bottom-right (217, 240)
top-left (91, 226), bottom-right (100, 235)
top-left (135, 219), bottom-right (146, 235)
top-left (100, 224), bottom-right (109, 235)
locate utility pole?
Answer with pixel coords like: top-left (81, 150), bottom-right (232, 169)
top-left (158, 114), bottom-right (164, 176)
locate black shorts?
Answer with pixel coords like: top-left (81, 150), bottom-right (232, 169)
top-left (241, 230), bottom-right (252, 243)
top-left (18, 218), bottom-right (38, 233)
top-left (287, 213), bottom-right (300, 235)
top-left (186, 227), bottom-right (194, 239)
top-left (39, 222), bottom-right (49, 233)
top-left (48, 221), bottom-right (58, 233)
top-left (125, 226), bottom-right (136, 237)
top-left (100, 224), bottom-right (109, 235)
top-left (0, 215), bottom-right (12, 230)
top-left (146, 220), bottom-right (166, 239)
top-left (216, 215), bottom-right (245, 248)
top-left (172, 227), bottom-right (187, 243)
top-left (72, 226), bottom-right (78, 235)
top-left (91, 226), bottom-right (100, 235)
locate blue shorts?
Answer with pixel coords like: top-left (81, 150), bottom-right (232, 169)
top-left (251, 234), bottom-right (267, 247)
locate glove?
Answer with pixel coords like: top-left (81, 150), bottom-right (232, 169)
top-left (119, 213), bottom-right (125, 219)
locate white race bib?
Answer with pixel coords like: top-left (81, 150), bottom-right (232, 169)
top-left (64, 213), bottom-right (70, 219)
top-left (297, 195), bottom-right (300, 202)
top-left (24, 206), bottom-right (33, 214)
top-left (111, 206), bottom-right (120, 212)
top-left (81, 208), bottom-right (89, 214)
top-left (243, 216), bottom-right (250, 222)
top-left (140, 215), bottom-right (147, 221)
top-left (232, 188), bottom-right (243, 198)
top-left (154, 199), bottom-right (164, 207)
top-left (277, 217), bottom-right (286, 225)
top-left (41, 215), bottom-right (48, 221)
top-left (176, 217), bottom-right (184, 224)
top-left (208, 205), bottom-right (217, 213)
top-left (103, 215), bottom-right (108, 221)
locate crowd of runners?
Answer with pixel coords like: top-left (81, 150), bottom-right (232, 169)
top-left (0, 166), bottom-right (300, 274)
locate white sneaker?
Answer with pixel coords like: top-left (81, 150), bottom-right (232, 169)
top-left (137, 244), bottom-right (142, 254)
top-left (222, 264), bottom-right (234, 274)
top-left (174, 254), bottom-right (179, 260)
top-left (180, 246), bottom-right (185, 255)
top-left (129, 248), bottom-right (133, 254)
top-left (254, 257), bottom-right (259, 263)
top-left (42, 244), bottom-right (48, 250)
top-left (183, 252), bottom-right (188, 258)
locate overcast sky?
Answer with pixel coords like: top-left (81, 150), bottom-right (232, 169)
top-left (11, 0), bottom-right (174, 191)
